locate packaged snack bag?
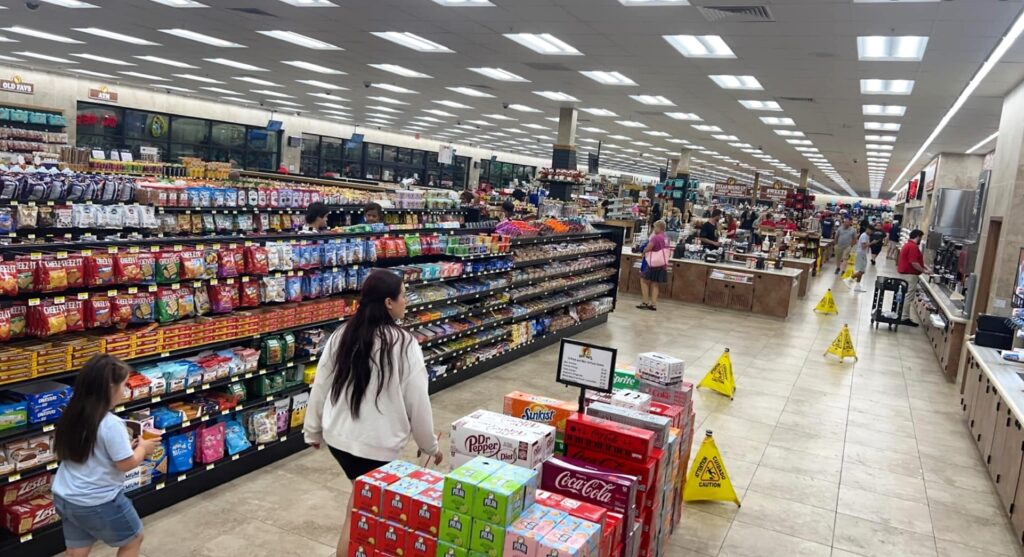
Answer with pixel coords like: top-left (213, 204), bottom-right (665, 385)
top-left (9, 302), bottom-right (26, 338)
top-left (285, 275), bottom-right (302, 303)
top-left (224, 420), bottom-right (251, 455)
top-left (0, 308), bottom-right (11, 342)
top-left (34, 259), bottom-right (68, 293)
top-left (261, 276), bottom-right (286, 303)
top-left (245, 246), bottom-right (269, 275)
top-left (202, 248), bottom-right (219, 279)
top-left (166, 431), bottom-right (195, 474)
top-left (207, 283), bottom-right (237, 314)
top-left (60, 256), bottom-right (85, 288)
top-left (84, 296), bottom-right (112, 328)
top-left (114, 254), bottom-right (143, 284)
top-left (155, 288), bottom-right (181, 323)
top-left (194, 286), bottom-right (211, 315)
top-left (0, 262), bottom-right (17, 296)
top-left (177, 288), bottom-right (196, 318)
top-left (14, 258), bottom-right (34, 293)
top-left (64, 299), bottom-right (85, 332)
top-left (238, 280), bottom-right (260, 308)
top-left (179, 250), bottom-right (205, 280)
top-left (28, 301), bottom-right (67, 338)
top-left (155, 251), bottom-right (180, 284)
top-left (197, 422), bottom-right (225, 464)
top-left (84, 254), bottom-right (115, 287)
top-left (137, 253), bottom-right (156, 284)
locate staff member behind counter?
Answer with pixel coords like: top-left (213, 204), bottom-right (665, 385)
top-left (698, 209), bottom-right (723, 248)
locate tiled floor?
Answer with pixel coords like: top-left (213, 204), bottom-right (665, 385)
top-left (70, 255), bottom-right (1024, 557)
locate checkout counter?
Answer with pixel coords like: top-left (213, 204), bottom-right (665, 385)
top-left (912, 279), bottom-right (969, 382)
top-left (959, 343), bottom-right (1024, 542)
top-left (729, 252), bottom-right (816, 298)
top-left (620, 247), bottom-right (803, 318)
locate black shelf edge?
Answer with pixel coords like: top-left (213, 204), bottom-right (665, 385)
top-left (406, 283), bottom-right (509, 312)
top-left (424, 330), bottom-right (512, 364)
top-left (401, 265), bottom-right (512, 288)
top-left (156, 384), bottom-right (310, 437)
top-left (509, 259), bottom-right (617, 288)
top-left (512, 247), bottom-right (615, 268)
top-left (508, 232), bottom-right (605, 246)
top-left (446, 251), bottom-right (510, 261)
top-left (428, 313), bottom-right (608, 394)
top-left (510, 272), bottom-right (617, 304)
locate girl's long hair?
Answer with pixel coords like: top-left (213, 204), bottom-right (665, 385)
top-left (54, 354), bottom-right (131, 464)
top-left (329, 270), bottom-right (410, 418)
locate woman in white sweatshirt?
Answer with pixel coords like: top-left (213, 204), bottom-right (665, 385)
top-left (304, 269), bottom-right (442, 557)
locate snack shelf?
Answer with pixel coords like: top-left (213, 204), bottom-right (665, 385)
top-left (405, 282), bottom-right (510, 311)
top-left (401, 265), bottom-right (512, 287)
top-left (423, 329), bottom-right (513, 365)
top-left (446, 251), bottom-right (510, 261)
top-left (508, 258), bottom-right (616, 288)
top-left (155, 383), bottom-right (310, 438)
top-left (509, 271), bottom-right (617, 303)
top-left (508, 232), bottom-right (606, 246)
top-left (149, 205), bottom-right (470, 216)
top-left (403, 298), bottom-right (507, 330)
top-left (0, 453), bottom-right (57, 485)
top-left (512, 246), bottom-right (616, 268)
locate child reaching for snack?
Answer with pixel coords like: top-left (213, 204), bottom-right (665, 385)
top-left (305, 269), bottom-right (443, 557)
top-left (52, 355), bottom-right (159, 557)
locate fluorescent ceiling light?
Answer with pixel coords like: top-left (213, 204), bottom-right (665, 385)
top-left (709, 75), bottom-right (763, 90)
top-left (317, 102), bottom-right (349, 110)
top-left (692, 125), bottom-right (723, 132)
top-left (133, 55), bottom-right (198, 68)
top-left (234, 76), bottom-right (280, 86)
top-left (534, 91), bottom-right (579, 102)
top-left (786, 139), bottom-right (813, 145)
top-left (119, 71), bottom-right (169, 81)
top-left (508, 104), bottom-right (541, 113)
top-left (256, 30), bottom-right (339, 50)
top-left (966, 131), bottom-right (999, 154)
top-left (374, 83), bottom-right (419, 94)
top-left (204, 58), bottom-right (267, 71)
top-left (865, 122), bottom-right (901, 131)
top-left (278, 0), bottom-right (336, 6)
top-left (152, 84), bottom-right (194, 92)
top-left (4, 26), bottom-right (83, 43)
top-left (608, 135), bottom-right (631, 140)
top-left (774, 130), bottom-right (805, 137)
top-left (222, 97), bottom-right (256, 103)
top-left (281, 61), bottom-right (344, 74)
top-left (738, 100), bottom-right (782, 111)
top-left (666, 112), bottom-right (701, 121)
top-left (425, 109), bottom-right (457, 117)
top-left (174, 73), bottom-right (223, 83)
top-left (760, 116), bottom-right (794, 126)
top-left (415, 116), bottom-right (445, 123)
top-left (250, 89), bottom-right (293, 98)
top-left (73, 28), bottom-right (159, 45)
top-left (447, 86), bottom-right (491, 97)
top-left (368, 64), bottom-right (432, 78)
top-left (71, 69), bottom-right (116, 78)
top-left (863, 104), bottom-right (906, 116)
top-left (372, 32), bottom-right (452, 53)
top-left (159, 28), bottom-right (244, 48)
top-left (712, 134), bottom-right (739, 141)
top-left (580, 71), bottom-right (637, 86)
top-left (71, 53), bottom-right (135, 65)
top-left (148, 0), bottom-right (207, 6)
top-left (15, 51), bottom-right (76, 63)
top-left (795, 147), bottom-right (819, 153)
top-left (867, 157), bottom-right (889, 162)
top-left (466, 120), bottom-right (493, 126)
top-left (867, 151), bottom-right (891, 157)
top-left (865, 135), bottom-right (897, 142)
top-left (857, 36), bottom-right (928, 61)
top-left (270, 100), bottom-right (302, 107)
top-left (579, 138), bottom-right (599, 143)
top-left (866, 144), bottom-right (894, 150)
top-left (366, 105), bottom-right (401, 113)
top-left (320, 110), bottom-right (349, 117)
top-left (296, 79), bottom-right (345, 90)
top-left (630, 95), bottom-right (674, 106)
top-left (504, 33), bottom-right (582, 56)
top-left (201, 87), bottom-right (239, 94)
top-left (468, 67), bottom-right (528, 82)
top-left (367, 96), bottom-right (408, 105)
top-left (433, 100), bottom-right (472, 109)
top-left (580, 127), bottom-right (607, 133)
top-left (433, 0), bottom-right (495, 8)
top-left (644, 131), bottom-right (670, 137)
top-left (38, 0), bottom-right (97, 7)
top-left (366, 113), bottom-right (397, 120)
top-left (309, 92), bottom-right (348, 100)
top-left (860, 79), bottom-right (914, 95)
top-left (522, 123), bottom-right (547, 130)
top-left (617, 120), bottom-right (647, 128)
top-left (632, 141), bottom-right (653, 146)
top-left (663, 35), bottom-right (735, 59)
top-left (581, 108), bottom-right (618, 117)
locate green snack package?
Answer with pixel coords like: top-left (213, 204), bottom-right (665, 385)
top-left (155, 289), bottom-right (180, 323)
top-left (439, 509), bottom-right (472, 548)
top-left (268, 372), bottom-right (285, 394)
top-left (282, 332), bottom-right (296, 361)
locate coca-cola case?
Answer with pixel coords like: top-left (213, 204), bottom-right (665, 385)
top-left (540, 456), bottom-right (638, 541)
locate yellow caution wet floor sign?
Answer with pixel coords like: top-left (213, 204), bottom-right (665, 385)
top-left (814, 289), bottom-right (839, 315)
top-left (824, 324), bottom-right (858, 362)
top-left (698, 349), bottom-right (735, 399)
top-left (841, 254), bottom-right (856, 280)
top-left (684, 431), bottom-right (741, 506)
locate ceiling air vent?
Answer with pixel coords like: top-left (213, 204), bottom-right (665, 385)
top-left (778, 96), bottom-right (815, 103)
top-left (523, 62), bottom-right (574, 72)
top-left (697, 5), bottom-right (774, 22)
top-left (228, 7), bottom-right (279, 16)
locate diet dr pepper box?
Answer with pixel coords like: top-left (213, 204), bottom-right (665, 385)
top-left (450, 409), bottom-right (555, 468)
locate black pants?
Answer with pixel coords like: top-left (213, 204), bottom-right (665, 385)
top-left (328, 445), bottom-right (389, 480)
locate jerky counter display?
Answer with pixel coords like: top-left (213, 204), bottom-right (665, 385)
top-left (0, 196), bottom-right (622, 556)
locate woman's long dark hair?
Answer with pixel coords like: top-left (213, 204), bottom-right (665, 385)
top-left (55, 354), bottom-right (131, 464)
top-left (330, 270), bottom-right (411, 418)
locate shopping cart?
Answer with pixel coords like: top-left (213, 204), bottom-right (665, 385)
top-left (870, 276), bottom-right (908, 331)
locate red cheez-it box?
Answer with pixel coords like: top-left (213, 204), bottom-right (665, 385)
top-left (564, 413), bottom-right (655, 462)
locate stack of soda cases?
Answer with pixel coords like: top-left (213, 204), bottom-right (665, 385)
top-left (506, 490), bottom-right (610, 557)
top-left (502, 391), bottom-right (577, 455)
top-left (347, 461), bottom-right (446, 557)
top-left (437, 456), bottom-right (541, 557)
top-left (448, 409), bottom-right (556, 472)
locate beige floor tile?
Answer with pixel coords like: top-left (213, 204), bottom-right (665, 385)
top-left (832, 513), bottom-right (938, 557)
top-left (844, 424), bottom-right (919, 457)
top-left (734, 491), bottom-right (836, 546)
top-left (700, 412), bottom-right (777, 444)
top-left (783, 397), bottom-right (851, 420)
top-left (935, 539), bottom-right (1024, 557)
top-left (184, 519), bottom-right (334, 557)
top-left (776, 409), bottom-right (848, 440)
top-left (760, 445), bottom-right (843, 483)
top-left (746, 465), bottom-right (840, 511)
top-left (920, 456), bottom-right (996, 493)
top-left (670, 507), bottom-right (733, 555)
top-left (837, 484), bottom-right (934, 535)
top-left (925, 479), bottom-right (1007, 520)
top-left (719, 521), bottom-right (832, 557)
top-left (930, 506), bottom-right (1022, 556)
top-left (843, 441), bottom-right (924, 478)
top-left (841, 461), bottom-right (928, 504)
top-left (769, 425), bottom-right (846, 459)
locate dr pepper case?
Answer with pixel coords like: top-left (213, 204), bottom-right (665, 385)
top-left (564, 413), bottom-right (654, 462)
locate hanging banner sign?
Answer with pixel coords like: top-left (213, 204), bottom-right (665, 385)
top-left (438, 145), bottom-right (454, 165)
top-left (1, 75), bottom-right (34, 95)
top-left (923, 158), bottom-right (939, 192)
top-left (88, 86), bottom-right (118, 103)
top-left (556, 339), bottom-right (617, 393)
top-left (713, 182), bottom-right (751, 198)
top-left (758, 185), bottom-right (791, 202)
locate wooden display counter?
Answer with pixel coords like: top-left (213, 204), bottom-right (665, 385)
top-left (729, 253), bottom-right (814, 298)
top-left (620, 248), bottom-right (802, 318)
top-left (960, 344), bottom-right (1024, 543)
top-left (603, 218), bottom-right (639, 243)
top-left (913, 279), bottom-right (968, 382)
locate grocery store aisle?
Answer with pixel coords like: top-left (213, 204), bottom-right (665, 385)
top-left (70, 255), bottom-right (1022, 557)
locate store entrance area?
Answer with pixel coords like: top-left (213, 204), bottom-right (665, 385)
top-left (61, 259), bottom-right (1019, 557)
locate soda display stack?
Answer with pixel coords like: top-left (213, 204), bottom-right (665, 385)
top-left (348, 460), bottom-right (447, 557)
top-left (448, 409), bottom-right (556, 472)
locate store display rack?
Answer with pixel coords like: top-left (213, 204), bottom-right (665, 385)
top-left (0, 205), bottom-right (623, 557)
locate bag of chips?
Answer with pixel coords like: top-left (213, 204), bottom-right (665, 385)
top-left (9, 302), bottom-right (26, 338)
top-left (177, 288), bottom-right (196, 318)
top-left (285, 275), bottom-right (302, 303)
top-left (16, 205), bottom-right (37, 229)
top-left (196, 422), bottom-right (225, 464)
top-left (224, 420), bottom-right (251, 455)
top-left (28, 301), bottom-right (67, 338)
top-left (0, 308), bottom-right (11, 342)
top-left (194, 285), bottom-right (211, 316)
top-left (155, 288), bottom-right (181, 323)
top-left (155, 251), bottom-right (180, 284)
top-left (217, 248), bottom-right (239, 278)
top-left (137, 252), bottom-right (156, 284)
top-left (114, 254), bottom-right (143, 284)
top-left (166, 431), bottom-right (195, 474)
top-left (207, 283), bottom-right (236, 314)
top-left (245, 246), bottom-right (269, 276)
top-left (239, 279), bottom-right (260, 308)
top-left (113, 293), bottom-right (155, 326)
top-left (60, 256), bottom-right (85, 289)
top-left (0, 262), bottom-right (17, 296)
top-left (85, 296), bottom-right (112, 328)
top-left (84, 254), bottom-right (115, 287)
top-left (178, 250), bottom-right (205, 280)
top-left (35, 259), bottom-right (68, 293)
top-left (14, 258), bottom-right (34, 293)
top-left (261, 276), bottom-right (286, 303)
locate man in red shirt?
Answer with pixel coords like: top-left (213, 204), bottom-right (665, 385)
top-left (897, 229), bottom-right (930, 327)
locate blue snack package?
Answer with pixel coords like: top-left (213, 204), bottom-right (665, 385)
top-left (303, 271), bottom-right (322, 299)
top-left (346, 267), bottom-right (358, 291)
top-left (285, 275), bottom-right (303, 302)
top-left (224, 419), bottom-right (251, 455)
top-left (166, 430), bottom-right (195, 473)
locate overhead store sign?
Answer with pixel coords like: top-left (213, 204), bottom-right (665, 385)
top-left (758, 185), bottom-right (790, 202)
top-left (1, 75), bottom-right (33, 95)
top-left (923, 157), bottom-right (939, 192)
top-left (88, 86), bottom-right (118, 103)
top-left (713, 179), bottom-right (751, 198)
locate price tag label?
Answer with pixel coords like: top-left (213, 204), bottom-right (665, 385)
top-left (108, 246), bottom-right (118, 254)
top-left (114, 405), bottom-right (125, 412)
top-left (46, 462), bottom-right (57, 471)
top-left (197, 244), bottom-right (205, 250)
top-left (152, 396), bottom-right (161, 403)
top-left (221, 409), bottom-right (230, 415)
top-left (258, 444), bottom-right (265, 451)
top-left (148, 285), bottom-right (158, 292)
top-left (8, 473), bottom-right (21, 482)
top-left (27, 298), bottom-right (40, 307)
top-left (229, 243), bottom-right (237, 249)
top-left (206, 463), bottom-right (215, 471)
top-left (52, 295), bottom-right (65, 304)
top-left (182, 420), bottom-right (191, 428)
top-left (19, 533), bottom-right (32, 543)
top-left (42, 424), bottom-right (55, 432)
top-left (177, 474), bottom-right (187, 482)
top-left (280, 435), bottom-right (287, 442)
top-left (186, 387), bottom-right (195, 394)
top-left (231, 454), bottom-right (239, 461)
top-left (174, 244), bottom-right (183, 251)
top-left (244, 372), bottom-right (253, 379)
top-left (150, 246), bottom-right (160, 253)
top-left (241, 276), bottom-right (249, 282)
top-left (212, 243), bottom-right (221, 249)
top-left (172, 283), bottom-right (180, 290)
top-left (265, 395), bottom-right (273, 402)
top-left (129, 246), bottom-right (139, 253)
top-left (210, 279), bottom-right (218, 285)
top-left (77, 292), bottom-right (89, 300)
top-left (245, 241), bottom-right (253, 247)
top-left (29, 252), bottom-right (41, 261)
top-left (127, 287), bottom-right (138, 294)
top-left (226, 278), bottom-right (235, 285)
top-left (156, 482), bottom-right (165, 490)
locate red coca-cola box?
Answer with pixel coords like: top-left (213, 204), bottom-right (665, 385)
top-left (564, 414), bottom-right (654, 463)
top-left (408, 487), bottom-right (443, 536)
top-left (600, 524), bottom-right (616, 557)
top-left (535, 489), bottom-right (608, 528)
top-left (353, 469), bottom-right (404, 514)
top-left (648, 402), bottom-right (684, 430)
top-left (540, 457), bottom-right (638, 540)
top-left (566, 446), bottom-right (661, 511)
top-left (405, 530), bottom-right (437, 557)
top-left (350, 510), bottom-right (379, 547)
top-left (377, 520), bottom-right (408, 556)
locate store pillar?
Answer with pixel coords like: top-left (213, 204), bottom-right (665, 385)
top-left (799, 168), bottom-right (809, 189)
top-left (549, 107), bottom-right (579, 201)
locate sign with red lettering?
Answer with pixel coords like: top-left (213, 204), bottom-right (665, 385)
top-left (88, 86), bottom-right (118, 103)
top-left (0, 75), bottom-right (33, 95)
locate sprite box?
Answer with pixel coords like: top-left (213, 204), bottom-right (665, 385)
top-left (469, 519), bottom-right (506, 557)
top-left (439, 509), bottom-right (473, 548)
top-left (442, 457), bottom-right (505, 514)
top-left (436, 542), bottom-right (468, 557)
top-left (613, 367), bottom-right (640, 391)
top-left (472, 473), bottom-right (526, 527)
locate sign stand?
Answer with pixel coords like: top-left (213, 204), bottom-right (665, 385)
top-left (556, 339), bottom-right (617, 412)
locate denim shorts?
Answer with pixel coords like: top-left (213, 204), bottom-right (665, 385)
top-left (53, 491), bottom-right (143, 549)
